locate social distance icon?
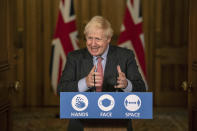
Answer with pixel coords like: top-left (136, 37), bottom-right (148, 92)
top-left (124, 94), bottom-right (141, 111)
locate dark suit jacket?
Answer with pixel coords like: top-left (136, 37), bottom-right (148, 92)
top-left (57, 45), bottom-right (146, 94)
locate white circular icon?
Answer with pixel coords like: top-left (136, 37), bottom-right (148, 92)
top-left (124, 94), bottom-right (141, 111)
top-left (71, 94), bottom-right (88, 111)
top-left (98, 94), bottom-right (115, 111)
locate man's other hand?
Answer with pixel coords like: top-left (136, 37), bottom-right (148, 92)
top-left (115, 65), bottom-right (128, 89)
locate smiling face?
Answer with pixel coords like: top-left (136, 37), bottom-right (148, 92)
top-left (86, 28), bottom-right (111, 56)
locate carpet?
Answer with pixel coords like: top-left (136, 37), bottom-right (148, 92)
top-left (132, 107), bottom-right (188, 131)
top-left (12, 107), bottom-right (188, 131)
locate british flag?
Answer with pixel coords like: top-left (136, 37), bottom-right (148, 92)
top-left (118, 0), bottom-right (148, 89)
top-left (50, 0), bottom-right (79, 94)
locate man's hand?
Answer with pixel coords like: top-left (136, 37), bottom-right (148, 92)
top-left (86, 66), bottom-right (103, 87)
top-left (115, 65), bottom-right (128, 89)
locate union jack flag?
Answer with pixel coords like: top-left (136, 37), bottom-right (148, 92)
top-left (118, 0), bottom-right (148, 89)
top-left (50, 0), bottom-right (79, 94)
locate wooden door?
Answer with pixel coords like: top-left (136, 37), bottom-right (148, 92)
top-left (188, 0), bottom-right (197, 130)
top-left (0, 0), bottom-right (20, 130)
top-left (148, 0), bottom-right (189, 106)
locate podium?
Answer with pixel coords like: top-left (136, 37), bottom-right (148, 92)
top-left (81, 119), bottom-right (129, 131)
top-left (60, 92), bottom-right (152, 130)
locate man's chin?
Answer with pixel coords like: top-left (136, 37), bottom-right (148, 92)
top-left (90, 52), bottom-right (100, 56)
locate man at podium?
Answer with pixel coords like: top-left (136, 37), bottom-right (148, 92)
top-left (57, 16), bottom-right (146, 131)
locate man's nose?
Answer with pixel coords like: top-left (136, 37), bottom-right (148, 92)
top-left (91, 38), bottom-right (97, 45)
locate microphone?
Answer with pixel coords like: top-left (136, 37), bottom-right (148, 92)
top-left (92, 66), bottom-right (98, 92)
top-left (93, 72), bottom-right (96, 92)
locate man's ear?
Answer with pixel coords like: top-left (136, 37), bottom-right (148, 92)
top-left (107, 37), bottom-right (111, 43)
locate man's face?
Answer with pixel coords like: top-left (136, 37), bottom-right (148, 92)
top-left (86, 29), bottom-right (111, 56)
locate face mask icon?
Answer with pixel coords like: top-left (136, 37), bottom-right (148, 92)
top-left (98, 94), bottom-right (115, 111)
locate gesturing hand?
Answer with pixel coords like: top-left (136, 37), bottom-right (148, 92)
top-left (86, 66), bottom-right (103, 87)
top-left (115, 65), bottom-right (128, 89)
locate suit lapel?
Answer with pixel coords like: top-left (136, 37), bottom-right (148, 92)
top-left (103, 46), bottom-right (119, 91)
top-left (82, 49), bottom-right (93, 77)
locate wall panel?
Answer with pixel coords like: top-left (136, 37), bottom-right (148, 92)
top-left (0, 0), bottom-right (8, 65)
top-left (24, 0), bottom-right (43, 106)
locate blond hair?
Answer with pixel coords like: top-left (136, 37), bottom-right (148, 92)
top-left (84, 16), bottom-right (113, 39)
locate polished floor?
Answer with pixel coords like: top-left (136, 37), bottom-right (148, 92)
top-left (12, 107), bottom-right (188, 131)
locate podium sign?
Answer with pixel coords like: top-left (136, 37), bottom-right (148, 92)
top-left (60, 92), bottom-right (152, 119)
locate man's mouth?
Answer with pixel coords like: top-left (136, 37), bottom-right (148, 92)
top-left (91, 47), bottom-right (99, 52)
